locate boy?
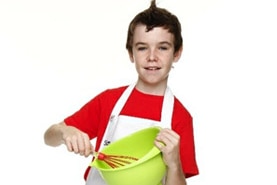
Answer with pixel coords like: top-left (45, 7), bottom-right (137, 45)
top-left (44, 0), bottom-right (199, 184)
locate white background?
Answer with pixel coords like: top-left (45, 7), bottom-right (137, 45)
top-left (0, 0), bottom-right (276, 184)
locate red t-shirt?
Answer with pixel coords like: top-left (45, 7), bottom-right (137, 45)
top-left (64, 86), bottom-right (199, 179)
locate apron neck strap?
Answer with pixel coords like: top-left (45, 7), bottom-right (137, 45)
top-left (110, 83), bottom-right (136, 117)
top-left (161, 87), bottom-right (174, 127)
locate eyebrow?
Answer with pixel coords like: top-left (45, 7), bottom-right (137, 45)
top-left (134, 41), bottom-right (173, 47)
top-left (134, 42), bottom-right (146, 46)
top-left (159, 41), bottom-right (173, 46)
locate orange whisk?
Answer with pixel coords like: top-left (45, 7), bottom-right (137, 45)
top-left (94, 152), bottom-right (139, 168)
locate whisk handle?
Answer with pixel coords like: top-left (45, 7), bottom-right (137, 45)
top-left (97, 152), bottom-right (106, 160)
top-left (93, 152), bottom-right (106, 160)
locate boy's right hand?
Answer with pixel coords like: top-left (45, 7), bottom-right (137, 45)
top-left (61, 124), bottom-right (93, 157)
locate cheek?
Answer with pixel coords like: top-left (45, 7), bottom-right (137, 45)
top-left (134, 62), bottom-right (141, 72)
top-left (164, 59), bottom-right (175, 70)
top-left (132, 53), bottom-right (144, 63)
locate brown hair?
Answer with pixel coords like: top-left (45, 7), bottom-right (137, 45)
top-left (126, 0), bottom-right (183, 54)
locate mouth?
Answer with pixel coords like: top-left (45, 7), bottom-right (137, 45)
top-left (144, 66), bottom-right (161, 71)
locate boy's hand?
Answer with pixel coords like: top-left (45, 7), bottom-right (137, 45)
top-left (62, 125), bottom-right (93, 157)
top-left (154, 128), bottom-right (181, 169)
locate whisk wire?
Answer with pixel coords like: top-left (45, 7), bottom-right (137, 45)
top-left (96, 152), bottom-right (139, 168)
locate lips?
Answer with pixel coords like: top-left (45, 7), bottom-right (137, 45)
top-left (144, 66), bottom-right (161, 70)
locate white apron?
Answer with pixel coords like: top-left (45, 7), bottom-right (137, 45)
top-left (85, 84), bottom-right (174, 185)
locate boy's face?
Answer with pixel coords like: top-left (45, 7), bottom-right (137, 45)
top-left (129, 24), bottom-right (182, 89)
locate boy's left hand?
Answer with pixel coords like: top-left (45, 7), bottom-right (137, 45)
top-left (154, 128), bottom-right (181, 169)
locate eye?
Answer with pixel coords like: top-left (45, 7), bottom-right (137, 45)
top-left (137, 46), bottom-right (147, 51)
top-left (159, 46), bottom-right (168, 50)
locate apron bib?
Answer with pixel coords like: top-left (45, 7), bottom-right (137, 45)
top-left (86, 84), bottom-right (174, 185)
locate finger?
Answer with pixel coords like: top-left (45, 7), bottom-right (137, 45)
top-left (154, 140), bottom-right (165, 151)
top-left (78, 133), bottom-right (93, 156)
top-left (77, 134), bottom-right (86, 155)
top-left (160, 128), bottom-right (179, 140)
top-left (82, 134), bottom-right (93, 157)
top-left (157, 129), bottom-right (179, 146)
top-left (64, 135), bottom-right (74, 152)
top-left (71, 135), bottom-right (80, 154)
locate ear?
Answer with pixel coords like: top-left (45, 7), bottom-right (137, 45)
top-left (173, 46), bottom-right (183, 63)
top-left (128, 51), bottom-right (134, 63)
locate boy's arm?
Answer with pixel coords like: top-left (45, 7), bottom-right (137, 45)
top-left (155, 128), bottom-right (187, 185)
top-left (44, 122), bottom-right (93, 157)
top-left (44, 122), bottom-right (66, 146)
top-left (165, 162), bottom-right (187, 185)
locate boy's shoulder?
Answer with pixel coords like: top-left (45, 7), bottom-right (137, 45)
top-left (97, 85), bottom-right (129, 99)
top-left (103, 85), bottom-right (128, 94)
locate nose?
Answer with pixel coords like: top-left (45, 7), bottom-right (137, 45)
top-left (147, 48), bottom-right (157, 62)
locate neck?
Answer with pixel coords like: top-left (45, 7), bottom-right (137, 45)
top-left (135, 81), bottom-right (167, 96)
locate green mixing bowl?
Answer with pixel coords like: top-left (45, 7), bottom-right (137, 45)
top-left (90, 127), bottom-right (166, 185)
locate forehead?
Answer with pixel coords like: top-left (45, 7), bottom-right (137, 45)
top-left (132, 24), bottom-right (174, 45)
